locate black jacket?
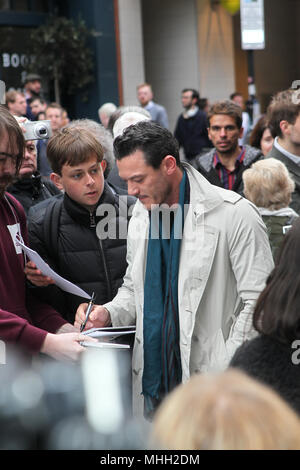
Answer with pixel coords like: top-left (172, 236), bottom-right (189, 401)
top-left (192, 145), bottom-right (263, 196)
top-left (230, 335), bottom-right (300, 415)
top-left (7, 172), bottom-right (61, 215)
top-left (174, 109), bottom-right (212, 161)
top-left (28, 183), bottom-right (136, 323)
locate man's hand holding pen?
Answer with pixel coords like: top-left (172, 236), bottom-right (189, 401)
top-left (74, 302), bottom-right (112, 331)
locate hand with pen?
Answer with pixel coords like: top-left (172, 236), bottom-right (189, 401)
top-left (74, 299), bottom-right (112, 331)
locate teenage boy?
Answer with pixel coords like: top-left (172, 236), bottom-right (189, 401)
top-left (26, 126), bottom-right (136, 323)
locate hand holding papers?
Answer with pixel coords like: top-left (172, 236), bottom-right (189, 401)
top-left (18, 239), bottom-right (91, 300)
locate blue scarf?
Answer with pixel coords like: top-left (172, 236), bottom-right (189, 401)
top-left (142, 170), bottom-right (187, 419)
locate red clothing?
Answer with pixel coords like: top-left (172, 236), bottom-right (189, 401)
top-left (0, 193), bottom-right (67, 354)
top-left (213, 148), bottom-right (246, 190)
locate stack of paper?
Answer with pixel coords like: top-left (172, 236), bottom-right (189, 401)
top-left (82, 326), bottom-right (136, 343)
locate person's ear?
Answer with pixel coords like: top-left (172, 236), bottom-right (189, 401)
top-left (50, 172), bottom-right (64, 190)
top-left (162, 155), bottom-right (177, 175)
top-left (279, 120), bottom-right (290, 136)
top-left (101, 160), bottom-right (107, 173)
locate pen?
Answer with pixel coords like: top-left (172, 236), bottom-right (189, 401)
top-left (80, 292), bottom-right (95, 332)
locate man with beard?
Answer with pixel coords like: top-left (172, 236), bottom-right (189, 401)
top-left (7, 117), bottom-right (60, 215)
top-left (174, 88), bottom-right (212, 162)
top-left (75, 120), bottom-right (273, 419)
top-left (0, 105), bottom-right (94, 361)
top-left (193, 100), bottom-right (262, 196)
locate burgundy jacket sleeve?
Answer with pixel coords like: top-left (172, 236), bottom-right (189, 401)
top-left (26, 290), bottom-right (67, 335)
top-left (0, 308), bottom-right (48, 354)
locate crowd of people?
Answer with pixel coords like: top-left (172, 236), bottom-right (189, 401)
top-left (1, 73), bottom-right (300, 450)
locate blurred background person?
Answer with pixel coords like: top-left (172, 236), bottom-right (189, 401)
top-left (61, 108), bottom-right (70, 127)
top-left (67, 118), bottom-right (115, 180)
top-left (249, 115), bottom-right (274, 156)
top-left (37, 111), bottom-right (46, 121)
top-left (107, 109), bottom-right (151, 190)
top-left (243, 158), bottom-right (297, 260)
top-left (107, 105), bottom-right (150, 136)
top-left (23, 73), bottom-right (43, 120)
top-left (151, 370), bottom-right (300, 450)
top-left (230, 217), bottom-right (300, 415)
top-left (198, 97), bottom-right (210, 114)
top-left (112, 111), bottom-right (150, 139)
top-left (230, 92), bottom-right (251, 146)
top-left (266, 88), bottom-right (300, 214)
top-left (174, 88), bottom-right (212, 162)
top-left (7, 117), bottom-right (61, 215)
top-left (30, 97), bottom-right (48, 119)
top-left (98, 102), bottom-right (117, 129)
top-left (137, 82), bottom-right (169, 128)
top-left (45, 102), bottom-right (63, 133)
top-left (5, 90), bottom-right (27, 117)
top-left (37, 102), bottom-right (64, 177)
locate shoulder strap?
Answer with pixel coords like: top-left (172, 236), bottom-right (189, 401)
top-left (43, 198), bottom-right (62, 268)
top-left (5, 193), bottom-right (22, 222)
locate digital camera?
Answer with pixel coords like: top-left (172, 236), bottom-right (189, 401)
top-left (23, 120), bottom-right (52, 141)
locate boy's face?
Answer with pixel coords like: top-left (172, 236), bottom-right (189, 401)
top-left (51, 154), bottom-right (105, 210)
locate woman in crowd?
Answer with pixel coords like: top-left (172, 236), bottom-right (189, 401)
top-left (150, 370), bottom-right (300, 450)
top-left (249, 114), bottom-right (274, 156)
top-left (243, 158), bottom-right (298, 260)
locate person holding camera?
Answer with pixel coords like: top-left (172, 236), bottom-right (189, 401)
top-left (7, 117), bottom-right (60, 215)
top-left (0, 105), bottom-right (94, 361)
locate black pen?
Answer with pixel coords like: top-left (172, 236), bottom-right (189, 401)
top-left (80, 292), bottom-right (95, 332)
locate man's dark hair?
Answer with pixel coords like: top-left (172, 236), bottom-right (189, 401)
top-left (182, 88), bottom-right (200, 106)
top-left (230, 92), bottom-right (243, 101)
top-left (31, 97), bottom-right (47, 105)
top-left (0, 105), bottom-right (25, 173)
top-left (113, 121), bottom-right (181, 168)
top-left (253, 217), bottom-right (300, 344)
top-left (267, 89), bottom-right (300, 139)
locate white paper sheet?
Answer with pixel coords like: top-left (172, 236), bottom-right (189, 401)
top-left (18, 240), bottom-right (91, 300)
top-left (80, 341), bottom-right (130, 350)
top-left (82, 326), bottom-right (136, 338)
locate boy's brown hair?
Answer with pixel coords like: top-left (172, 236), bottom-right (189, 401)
top-left (47, 127), bottom-right (104, 175)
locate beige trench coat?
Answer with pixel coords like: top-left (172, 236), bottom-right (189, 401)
top-left (105, 163), bottom-right (274, 416)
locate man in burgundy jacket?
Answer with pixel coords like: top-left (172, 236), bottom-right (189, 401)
top-left (0, 105), bottom-right (90, 360)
